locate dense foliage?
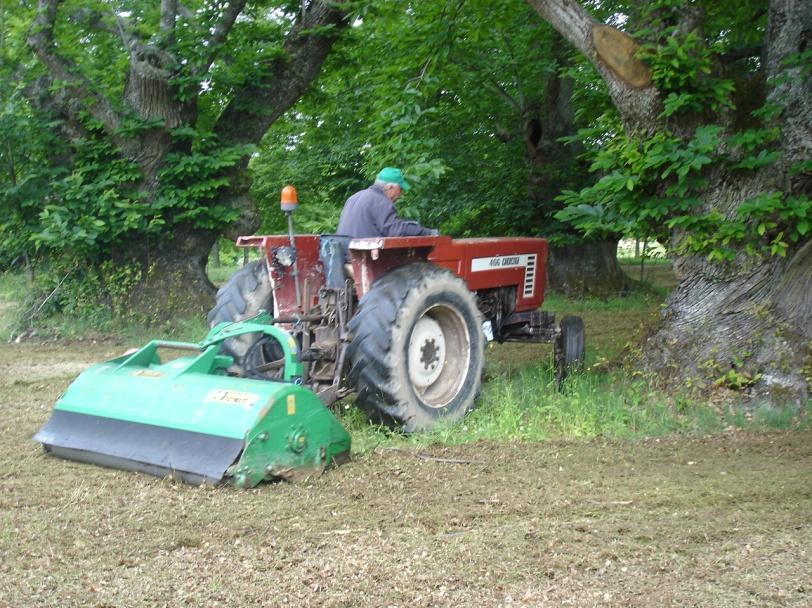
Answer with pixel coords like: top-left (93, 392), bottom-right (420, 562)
top-left (253, 0), bottom-right (582, 238)
top-left (0, 0), bottom-right (343, 272)
top-left (2, 0), bottom-right (807, 263)
top-left (555, 0), bottom-right (810, 261)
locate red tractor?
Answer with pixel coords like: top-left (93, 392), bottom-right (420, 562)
top-left (33, 191), bottom-right (583, 486)
top-left (209, 191), bottom-right (584, 432)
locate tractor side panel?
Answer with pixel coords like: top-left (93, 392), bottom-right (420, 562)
top-left (237, 235), bottom-right (325, 317)
top-left (346, 236), bottom-right (547, 312)
top-left (429, 238), bottom-right (548, 312)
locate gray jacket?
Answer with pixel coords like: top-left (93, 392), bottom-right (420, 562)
top-left (337, 185), bottom-right (433, 238)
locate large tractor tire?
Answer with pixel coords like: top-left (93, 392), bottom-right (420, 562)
top-left (207, 260), bottom-right (282, 378)
top-left (347, 263), bottom-right (485, 432)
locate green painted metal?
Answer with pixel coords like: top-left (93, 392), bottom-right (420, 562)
top-left (202, 311), bottom-right (304, 382)
top-left (36, 316), bottom-right (350, 487)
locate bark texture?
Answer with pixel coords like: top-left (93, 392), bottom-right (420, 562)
top-left (528, 0), bottom-right (812, 403)
top-left (646, 228), bottom-right (811, 403)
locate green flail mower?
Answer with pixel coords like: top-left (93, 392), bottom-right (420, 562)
top-left (34, 314), bottom-right (351, 488)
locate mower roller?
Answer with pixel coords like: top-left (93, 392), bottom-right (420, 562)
top-left (33, 314), bottom-right (351, 487)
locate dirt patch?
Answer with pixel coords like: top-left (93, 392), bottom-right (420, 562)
top-left (1, 342), bottom-right (810, 607)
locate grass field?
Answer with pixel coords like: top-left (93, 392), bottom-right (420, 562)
top-left (0, 263), bottom-right (810, 607)
top-left (1, 345), bottom-right (809, 607)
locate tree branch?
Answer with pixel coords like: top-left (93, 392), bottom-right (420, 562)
top-left (414, 0), bottom-right (467, 86)
top-left (26, 0), bottom-right (122, 135)
top-left (160, 0), bottom-right (178, 47)
top-left (720, 45), bottom-right (763, 64)
top-left (485, 77), bottom-right (523, 113)
top-left (63, 5), bottom-right (142, 56)
top-left (177, 2), bottom-right (197, 22)
top-left (525, 0), bottom-right (660, 133)
top-left (114, 12), bottom-right (141, 57)
top-left (23, 75), bottom-right (92, 146)
top-left (160, 0), bottom-right (177, 34)
top-left (214, 0), bottom-right (349, 145)
top-left (65, 7), bottom-right (117, 36)
top-left (211, 0), bottom-right (349, 238)
top-left (526, 0), bottom-right (595, 58)
top-left (195, 0), bottom-right (248, 76)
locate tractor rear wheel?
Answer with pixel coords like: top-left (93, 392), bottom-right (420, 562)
top-left (207, 260), bottom-right (282, 378)
top-left (347, 263), bottom-right (485, 432)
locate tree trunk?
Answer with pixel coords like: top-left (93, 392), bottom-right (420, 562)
top-left (210, 241), bottom-right (221, 268)
top-left (644, 223), bottom-right (811, 404)
top-left (641, 0), bottom-right (811, 403)
top-left (113, 227), bottom-right (217, 321)
top-left (527, 0), bottom-right (811, 403)
top-left (547, 239), bottom-right (632, 297)
top-left (521, 39), bottom-right (630, 297)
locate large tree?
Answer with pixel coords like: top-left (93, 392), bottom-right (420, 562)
top-left (13, 0), bottom-right (348, 314)
top-left (528, 0), bottom-right (811, 403)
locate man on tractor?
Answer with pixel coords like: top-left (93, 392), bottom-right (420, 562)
top-left (337, 167), bottom-right (438, 238)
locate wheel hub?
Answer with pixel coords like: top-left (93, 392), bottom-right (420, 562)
top-left (408, 316), bottom-right (446, 389)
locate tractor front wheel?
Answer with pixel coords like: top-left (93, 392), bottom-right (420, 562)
top-left (555, 314), bottom-right (585, 384)
top-left (347, 264), bottom-right (485, 432)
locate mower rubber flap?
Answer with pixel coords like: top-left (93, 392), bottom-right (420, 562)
top-left (34, 320), bottom-right (351, 487)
